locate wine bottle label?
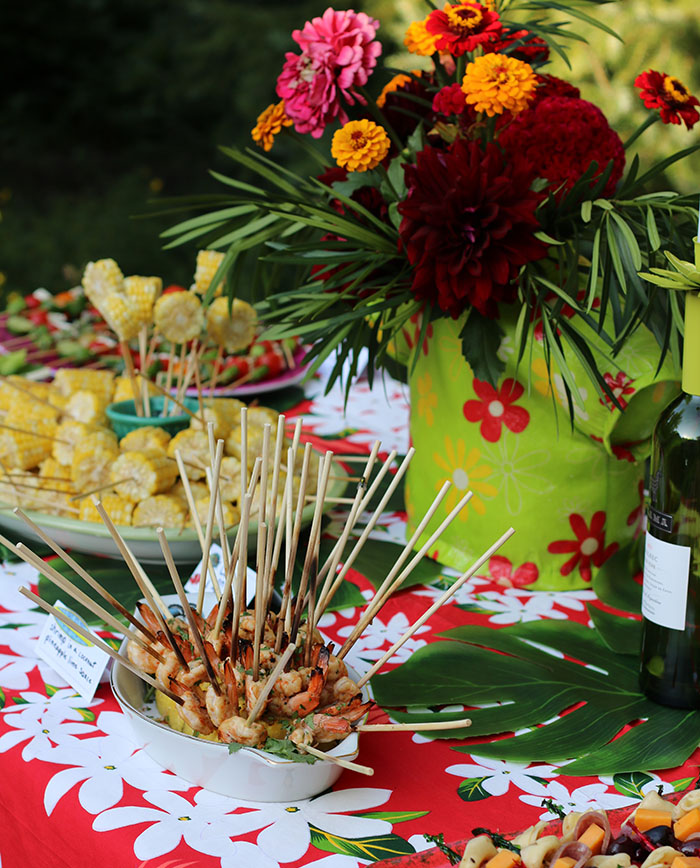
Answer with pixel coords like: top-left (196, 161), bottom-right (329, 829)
top-left (642, 532), bottom-right (690, 630)
top-left (648, 506), bottom-right (673, 534)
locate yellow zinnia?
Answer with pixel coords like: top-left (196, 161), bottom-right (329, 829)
top-left (404, 18), bottom-right (439, 56)
top-left (331, 120), bottom-right (390, 173)
top-left (251, 101), bottom-right (293, 152)
top-left (461, 53), bottom-right (537, 117)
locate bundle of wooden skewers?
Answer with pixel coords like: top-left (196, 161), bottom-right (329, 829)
top-left (5, 408), bottom-right (514, 776)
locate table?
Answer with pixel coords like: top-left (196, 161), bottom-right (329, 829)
top-left (0, 365), bottom-right (697, 868)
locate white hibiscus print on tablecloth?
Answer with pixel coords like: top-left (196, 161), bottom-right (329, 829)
top-left (0, 710), bottom-right (94, 761)
top-left (93, 789), bottom-right (278, 868)
top-left (520, 780), bottom-right (641, 819)
top-left (221, 787), bottom-right (393, 864)
top-left (463, 588), bottom-right (596, 625)
top-left (2, 686), bottom-right (101, 726)
top-left (42, 711), bottom-right (190, 815)
top-left (412, 575), bottom-right (492, 609)
top-left (336, 613), bottom-right (429, 664)
top-left (445, 756), bottom-right (559, 797)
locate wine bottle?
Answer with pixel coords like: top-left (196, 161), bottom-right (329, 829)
top-left (639, 283), bottom-right (700, 707)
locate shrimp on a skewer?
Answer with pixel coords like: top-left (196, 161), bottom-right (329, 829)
top-left (218, 715), bottom-right (266, 747)
top-left (286, 668), bottom-right (326, 716)
top-left (126, 639), bottom-right (161, 675)
top-left (169, 679), bottom-right (216, 735)
top-left (207, 657), bottom-right (240, 727)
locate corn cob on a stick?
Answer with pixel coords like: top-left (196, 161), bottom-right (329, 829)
top-left (194, 496), bottom-right (239, 530)
top-left (65, 390), bottom-right (111, 426)
top-left (79, 493), bottom-right (134, 526)
top-left (113, 375), bottom-right (157, 404)
top-left (132, 494), bottom-right (187, 530)
top-left (71, 436), bottom-right (120, 491)
top-left (166, 430), bottom-right (209, 479)
top-left (82, 258), bottom-right (124, 304)
top-left (153, 292), bottom-right (204, 344)
top-left (111, 450), bottom-right (178, 502)
top-left (52, 369), bottom-right (115, 402)
top-left (192, 250), bottom-right (224, 296)
top-left (119, 426), bottom-right (171, 453)
top-left (123, 275), bottom-right (162, 324)
top-left (0, 420), bottom-right (57, 470)
top-left (205, 296), bottom-right (257, 353)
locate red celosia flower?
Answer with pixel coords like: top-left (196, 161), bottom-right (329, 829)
top-left (499, 96), bottom-right (625, 200)
top-left (487, 555), bottom-right (539, 588)
top-left (398, 140), bottom-right (547, 318)
top-left (276, 8), bottom-right (382, 138)
top-left (600, 371), bottom-right (636, 411)
top-left (426, 2), bottom-right (503, 57)
top-left (463, 377), bottom-right (530, 442)
top-left (548, 511), bottom-right (619, 582)
top-left (432, 82), bottom-right (468, 115)
top-left (533, 73), bottom-right (580, 104)
top-left (487, 28), bottom-right (549, 64)
top-left (635, 69), bottom-right (700, 130)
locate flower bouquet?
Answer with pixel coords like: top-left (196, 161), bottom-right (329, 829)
top-left (166, 1), bottom-right (700, 587)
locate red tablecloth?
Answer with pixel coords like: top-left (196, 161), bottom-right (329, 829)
top-left (0, 367), bottom-right (696, 868)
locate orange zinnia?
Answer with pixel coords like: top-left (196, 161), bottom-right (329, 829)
top-left (461, 53), bottom-right (537, 116)
top-left (404, 18), bottom-right (439, 56)
top-left (331, 120), bottom-right (390, 172)
top-left (251, 101), bottom-right (293, 151)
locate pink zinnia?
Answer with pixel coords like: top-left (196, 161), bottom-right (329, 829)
top-left (276, 7), bottom-right (382, 138)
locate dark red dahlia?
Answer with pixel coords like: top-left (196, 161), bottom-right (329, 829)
top-left (397, 140), bottom-right (547, 318)
top-left (533, 73), bottom-right (580, 103)
top-left (487, 27), bottom-right (549, 63)
top-left (635, 69), bottom-right (699, 129)
top-left (499, 96), bottom-right (625, 200)
top-left (426, 2), bottom-right (503, 57)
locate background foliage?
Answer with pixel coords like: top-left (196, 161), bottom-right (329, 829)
top-left (2, 0), bottom-right (699, 299)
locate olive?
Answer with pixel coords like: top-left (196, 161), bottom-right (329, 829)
top-left (645, 826), bottom-right (676, 848)
top-left (680, 840), bottom-right (700, 857)
top-left (608, 835), bottom-right (648, 864)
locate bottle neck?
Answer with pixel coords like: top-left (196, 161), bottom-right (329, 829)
top-left (683, 291), bottom-right (700, 396)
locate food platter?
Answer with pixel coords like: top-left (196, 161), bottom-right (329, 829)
top-left (184, 344), bottom-right (311, 398)
top-left (0, 458), bottom-right (349, 563)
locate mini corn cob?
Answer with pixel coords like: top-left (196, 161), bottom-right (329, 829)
top-left (207, 397), bottom-right (245, 431)
top-left (79, 493), bottom-right (134, 526)
top-left (247, 406), bottom-right (280, 428)
top-left (34, 491), bottom-right (76, 518)
top-left (124, 275), bottom-right (163, 324)
top-left (192, 250), bottom-right (224, 296)
top-left (82, 258), bottom-right (124, 305)
top-left (38, 458), bottom-right (74, 494)
top-left (52, 421), bottom-right (112, 466)
top-left (5, 396), bottom-right (60, 425)
top-left (71, 437), bottom-right (120, 491)
top-left (113, 374), bottom-right (157, 404)
top-left (169, 478), bottom-right (210, 504)
top-left (132, 494), bottom-right (186, 530)
top-left (225, 424), bottom-right (288, 471)
top-left (65, 389), bottom-right (111, 426)
top-left (0, 378), bottom-right (54, 414)
top-left (99, 293), bottom-right (141, 342)
top-left (167, 429), bottom-right (209, 479)
top-left (0, 474), bottom-right (20, 507)
top-left (0, 420), bottom-right (56, 470)
top-left (52, 369), bottom-right (115, 402)
top-left (218, 456), bottom-right (243, 503)
top-left (188, 403), bottom-right (229, 441)
top-left (119, 426), bottom-right (171, 453)
top-left (153, 291), bottom-right (204, 344)
top-left (111, 449), bottom-right (178, 502)
top-left (193, 496), bottom-right (239, 530)
top-left (205, 296), bottom-right (257, 353)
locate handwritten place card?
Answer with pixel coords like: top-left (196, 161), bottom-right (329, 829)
top-left (36, 600), bottom-right (110, 702)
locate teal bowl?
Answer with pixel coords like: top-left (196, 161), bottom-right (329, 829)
top-left (106, 396), bottom-right (200, 440)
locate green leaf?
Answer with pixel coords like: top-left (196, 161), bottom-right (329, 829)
top-left (671, 777), bottom-right (696, 792)
top-left (457, 776), bottom-right (492, 802)
top-left (459, 311), bottom-right (505, 386)
top-left (360, 810), bottom-right (430, 824)
top-left (349, 539), bottom-right (443, 593)
top-left (581, 200), bottom-right (592, 223)
top-left (372, 620), bottom-right (700, 774)
top-left (332, 170), bottom-right (382, 198)
top-left (588, 605), bottom-right (641, 656)
top-left (75, 708), bottom-right (96, 722)
top-left (592, 544), bottom-right (643, 613)
top-left (612, 771), bottom-right (655, 800)
top-left (309, 826), bottom-right (415, 862)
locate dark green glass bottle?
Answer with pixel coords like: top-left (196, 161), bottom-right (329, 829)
top-left (640, 291), bottom-right (700, 707)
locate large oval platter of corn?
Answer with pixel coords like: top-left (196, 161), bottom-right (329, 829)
top-left (0, 370), bottom-right (344, 563)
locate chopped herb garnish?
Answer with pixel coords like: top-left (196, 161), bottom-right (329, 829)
top-left (263, 737), bottom-right (317, 764)
top-left (424, 833), bottom-right (460, 865)
top-left (142, 684), bottom-right (155, 704)
top-left (227, 742), bottom-right (244, 754)
top-left (472, 829), bottom-right (521, 854)
top-left (541, 798), bottom-right (567, 820)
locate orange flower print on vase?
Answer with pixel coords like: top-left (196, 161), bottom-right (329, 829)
top-left (547, 510), bottom-right (619, 582)
top-left (484, 554), bottom-right (539, 588)
top-left (600, 371), bottom-right (635, 411)
top-left (433, 435), bottom-right (498, 519)
top-left (463, 378), bottom-right (530, 442)
top-left (416, 372), bottom-right (437, 427)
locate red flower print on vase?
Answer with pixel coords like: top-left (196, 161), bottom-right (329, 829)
top-left (463, 378), bottom-right (530, 442)
top-left (548, 510), bottom-right (619, 582)
top-left (590, 434), bottom-right (635, 463)
top-left (600, 371), bottom-right (635, 411)
top-left (487, 555), bottom-right (539, 588)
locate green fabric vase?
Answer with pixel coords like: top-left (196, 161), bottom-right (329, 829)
top-left (404, 314), bottom-right (680, 590)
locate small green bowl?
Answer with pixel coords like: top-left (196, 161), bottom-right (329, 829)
top-left (106, 396), bottom-right (200, 440)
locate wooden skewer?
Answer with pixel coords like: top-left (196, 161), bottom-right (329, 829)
top-left (138, 325), bottom-right (150, 417)
top-left (356, 719), bottom-right (472, 732)
top-left (147, 377), bottom-right (199, 421)
top-left (18, 586), bottom-right (183, 705)
top-left (252, 521), bottom-right (267, 681)
top-left (173, 449), bottom-right (221, 599)
top-left (336, 480), bottom-right (454, 658)
top-left (305, 495), bottom-right (355, 504)
top-left (11, 539), bottom-right (162, 663)
top-left (300, 743), bottom-right (374, 776)
top-left (356, 527), bottom-right (516, 689)
top-left (262, 414), bottom-right (286, 614)
top-left (229, 492), bottom-right (252, 654)
top-left (193, 345), bottom-right (206, 427)
top-left (240, 405), bottom-right (248, 509)
top-left (176, 340), bottom-right (201, 406)
top-left (0, 375), bottom-right (66, 417)
top-left (206, 423), bottom-right (231, 577)
top-left (161, 344), bottom-right (176, 417)
top-left (172, 343), bottom-right (187, 411)
top-left (156, 528), bottom-right (222, 694)
top-left (245, 642), bottom-right (296, 725)
top-left (284, 443), bottom-right (312, 636)
top-left (145, 328), bottom-right (160, 371)
top-left (0, 422), bottom-right (70, 444)
top-left (0, 480), bottom-right (75, 496)
top-left (12, 507), bottom-right (160, 646)
top-left (120, 339), bottom-right (143, 418)
top-left (274, 456), bottom-right (295, 653)
top-left (281, 340), bottom-right (296, 370)
top-left (70, 477), bottom-right (134, 501)
top-left (317, 448), bottom-right (415, 614)
top-left (91, 497), bottom-right (187, 668)
top-left (208, 345), bottom-right (224, 396)
top-left (197, 438), bottom-right (224, 615)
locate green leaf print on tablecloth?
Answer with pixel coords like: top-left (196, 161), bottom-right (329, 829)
top-left (405, 314), bottom-right (680, 589)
